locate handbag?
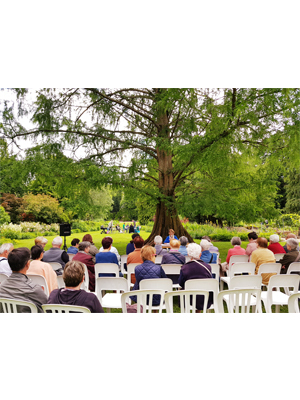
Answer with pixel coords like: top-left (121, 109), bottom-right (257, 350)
top-left (126, 303), bottom-right (143, 313)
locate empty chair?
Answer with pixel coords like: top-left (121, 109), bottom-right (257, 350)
top-left (209, 263), bottom-right (220, 282)
top-left (164, 290), bottom-right (209, 313)
top-left (94, 263), bottom-right (119, 293)
top-left (224, 275), bottom-right (263, 312)
top-left (228, 255), bottom-right (249, 268)
top-left (120, 254), bottom-right (128, 275)
top-left (27, 274), bottom-right (49, 297)
top-left (121, 289), bottom-right (165, 313)
top-left (274, 253), bottom-right (285, 262)
top-left (0, 273), bottom-right (9, 284)
top-left (96, 277), bottom-right (129, 311)
top-left (161, 264), bottom-right (183, 289)
top-left (185, 278), bottom-right (219, 312)
top-left (140, 278), bottom-right (173, 311)
top-left (0, 298), bottom-right (38, 313)
top-left (260, 274), bottom-right (300, 313)
top-left (48, 262), bottom-right (64, 274)
top-left (126, 263), bottom-right (140, 288)
top-left (67, 253), bottom-right (75, 261)
top-left (288, 292), bottom-right (300, 313)
top-left (287, 262), bottom-right (300, 275)
top-left (218, 288), bottom-right (261, 313)
top-left (220, 262), bottom-right (256, 291)
top-left (42, 304), bottom-right (91, 313)
top-left (257, 263), bottom-right (281, 288)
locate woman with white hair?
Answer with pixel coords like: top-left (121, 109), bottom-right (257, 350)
top-left (178, 243), bottom-right (213, 311)
top-left (199, 239), bottom-right (218, 263)
top-left (277, 238), bottom-right (300, 273)
top-left (268, 234), bottom-right (286, 254)
top-left (154, 235), bottom-right (167, 256)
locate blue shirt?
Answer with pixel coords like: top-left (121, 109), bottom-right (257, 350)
top-left (67, 246), bottom-right (78, 254)
top-left (200, 250), bottom-right (217, 264)
top-left (95, 252), bottom-right (121, 277)
top-left (164, 235), bottom-right (178, 244)
top-left (179, 245), bottom-right (188, 256)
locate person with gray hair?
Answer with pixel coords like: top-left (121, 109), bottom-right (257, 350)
top-left (178, 243), bottom-right (213, 312)
top-left (0, 243), bottom-right (14, 276)
top-left (278, 238), bottom-right (300, 272)
top-left (178, 236), bottom-right (189, 256)
top-left (268, 234), bottom-right (286, 254)
top-left (202, 236), bottom-right (219, 253)
top-left (42, 236), bottom-right (69, 275)
top-left (154, 235), bottom-right (167, 256)
top-left (283, 233), bottom-right (300, 253)
top-left (221, 236), bottom-right (246, 273)
top-left (199, 239), bottom-right (218, 264)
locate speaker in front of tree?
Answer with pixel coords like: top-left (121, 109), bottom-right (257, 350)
top-left (60, 223), bottom-right (71, 237)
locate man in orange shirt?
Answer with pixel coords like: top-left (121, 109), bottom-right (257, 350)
top-left (127, 236), bottom-right (145, 283)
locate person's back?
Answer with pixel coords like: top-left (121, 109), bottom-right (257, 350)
top-left (95, 251), bottom-right (118, 265)
top-left (28, 260), bottom-right (58, 293)
top-left (43, 236), bottom-right (69, 272)
top-left (67, 246), bottom-right (78, 254)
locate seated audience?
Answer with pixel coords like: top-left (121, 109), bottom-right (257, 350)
top-left (82, 234), bottom-right (99, 263)
top-left (127, 236), bottom-right (145, 283)
top-left (161, 239), bottom-right (185, 284)
top-left (96, 237), bottom-right (123, 278)
top-left (126, 233), bottom-right (140, 255)
top-left (245, 232), bottom-right (258, 258)
top-left (67, 238), bottom-right (80, 254)
top-left (200, 239), bottom-right (218, 263)
top-left (202, 236), bottom-right (219, 253)
top-left (129, 224), bottom-right (135, 233)
top-left (283, 233), bottom-right (300, 253)
top-left (221, 237), bottom-right (246, 273)
top-left (179, 236), bottom-right (189, 256)
top-left (251, 237), bottom-right (276, 285)
top-left (28, 245), bottom-right (58, 293)
top-left (268, 234), bottom-right (286, 254)
top-left (164, 229), bottom-right (178, 244)
top-left (99, 236), bottom-right (121, 265)
top-left (278, 238), bottom-right (300, 273)
top-left (130, 246), bottom-right (167, 306)
top-left (0, 243), bottom-right (14, 276)
top-left (73, 241), bottom-right (95, 292)
top-left (47, 261), bottom-right (104, 313)
top-left (34, 236), bottom-right (48, 249)
top-left (178, 243), bottom-right (213, 312)
top-left (154, 235), bottom-right (168, 256)
top-left (0, 247), bottom-right (48, 313)
top-left (42, 236), bottom-right (69, 275)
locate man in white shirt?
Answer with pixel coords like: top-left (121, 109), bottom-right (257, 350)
top-left (0, 243), bottom-right (14, 276)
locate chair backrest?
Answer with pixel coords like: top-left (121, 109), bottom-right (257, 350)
top-left (121, 289), bottom-right (165, 313)
top-left (288, 292), bottom-right (300, 313)
top-left (67, 253), bottom-right (75, 261)
top-left (229, 275), bottom-right (262, 290)
top-left (57, 275), bottom-right (65, 289)
top-left (267, 274), bottom-right (300, 301)
top-left (209, 263), bottom-right (220, 281)
top-left (155, 255), bottom-right (163, 264)
top-left (257, 263), bottom-right (281, 276)
top-left (185, 278), bottom-right (219, 312)
top-left (48, 262), bottom-right (63, 272)
top-left (161, 264), bottom-right (182, 275)
top-left (274, 253), bottom-right (285, 262)
top-left (126, 263), bottom-right (140, 286)
top-left (0, 297), bottom-right (38, 313)
top-left (228, 262), bottom-right (256, 279)
top-left (96, 277), bottom-right (129, 303)
top-left (120, 255), bottom-right (128, 275)
top-left (0, 273), bottom-right (9, 284)
top-left (217, 288), bottom-right (261, 313)
top-left (229, 255), bottom-right (249, 267)
top-left (94, 263), bottom-right (119, 277)
top-left (287, 262), bottom-right (300, 275)
top-left (164, 290), bottom-right (209, 313)
top-left (42, 304), bottom-right (91, 313)
top-left (56, 265), bottom-right (89, 291)
top-left (27, 273), bottom-right (49, 297)
top-left (140, 278), bottom-right (173, 292)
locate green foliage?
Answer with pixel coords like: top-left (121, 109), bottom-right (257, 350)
top-left (0, 206), bottom-right (10, 225)
top-left (284, 169), bottom-right (300, 214)
top-left (276, 213), bottom-right (300, 227)
top-left (22, 193), bottom-right (65, 224)
top-left (1, 193), bottom-right (24, 223)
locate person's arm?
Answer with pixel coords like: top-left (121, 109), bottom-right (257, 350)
top-left (178, 270), bottom-right (185, 289)
top-left (28, 285), bottom-right (48, 312)
top-left (164, 236), bottom-right (170, 244)
top-left (160, 266), bottom-right (167, 278)
top-left (226, 250), bottom-right (231, 265)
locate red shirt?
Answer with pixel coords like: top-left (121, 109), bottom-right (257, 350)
top-left (268, 243), bottom-right (286, 254)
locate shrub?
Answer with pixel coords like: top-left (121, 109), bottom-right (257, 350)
top-left (0, 206), bottom-right (10, 225)
top-left (276, 213), bottom-right (300, 227)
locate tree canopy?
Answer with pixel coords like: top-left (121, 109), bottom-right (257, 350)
top-left (1, 88), bottom-right (299, 241)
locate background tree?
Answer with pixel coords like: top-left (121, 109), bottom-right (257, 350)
top-left (22, 193), bottom-right (65, 224)
top-left (1, 88), bottom-right (299, 243)
top-left (1, 193), bottom-right (24, 223)
top-left (0, 205), bottom-right (10, 225)
top-left (284, 169), bottom-right (300, 214)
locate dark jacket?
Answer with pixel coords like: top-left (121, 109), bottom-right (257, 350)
top-left (130, 260), bottom-right (167, 305)
top-left (73, 252), bottom-right (95, 292)
top-left (278, 250), bottom-right (300, 272)
top-left (161, 251), bottom-right (185, 284)
top-left (126, 242), bottom-right (135, 255)
top-left (178, 260), bottom-right (213, 311)
top-left (43, 247), bottom-right (69, 270)
top-left (47, 288), bottom-right (104, 313)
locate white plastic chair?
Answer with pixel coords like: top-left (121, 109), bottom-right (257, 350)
top-left (209, 263), bottom-right (220, 282)
top-left (140, 278), bottom-right (173, 311)
top-left (57, 275), bottom-right (65, 289)
top-left (287, 262), bottom-right (300, 275)
top-left (120, 254), bottom-right (128, 276)
top-left (228, 255), bottom-right (249, 268)
top-left (96, 277), bottom-right (129, 311)
top-left (0, 273), bottom-right (9, 284)
top-left (218, 288), bottom-right (261, 313)
top-left (42, 304), bottom-right (91, 313)
top-left (155, 255), bottom-right (163, 264)
top-left (274, 253), bottom-right (285, 262)
top-left (48, 262), bottom-right (64, 273)
top-left (67, 253), bottom-right (75, 261)
top-left (161, 264), bottom-right (183, 289)
top-left (27, 273), bottom-right (49, 297)
top-left (185, 256), bottom-right (192, 263)
top-left (257, 262), bottom-right (281, 288)
top-left (126, 263), bottom-right (140, 288)
top-left (288, 292), bottom-right (300, 313)
top-left (185, 278), bottom-right (219, 312)
top-left (164, 290), bottom-right (209, 313)
top-left (121, 289), bottom-right (165, 313)
top-left (94, 263), bottom-right (119, 293)
top-left (0, 298), bottom-right (38, 313)
top-left (261, 274), bottom-right (300, 313)
top-left (220, 262), bottom-right (256, 291)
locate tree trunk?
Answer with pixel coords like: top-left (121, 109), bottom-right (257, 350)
top-left (144, 200), bottom-right (194, 245)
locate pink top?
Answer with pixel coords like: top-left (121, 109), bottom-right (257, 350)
top-left (245, 241), bottom-right (258, 257)
top-left (27, 260), bottom-right (58, 293)
top-left (226, 245), bottom-right (247, 264)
